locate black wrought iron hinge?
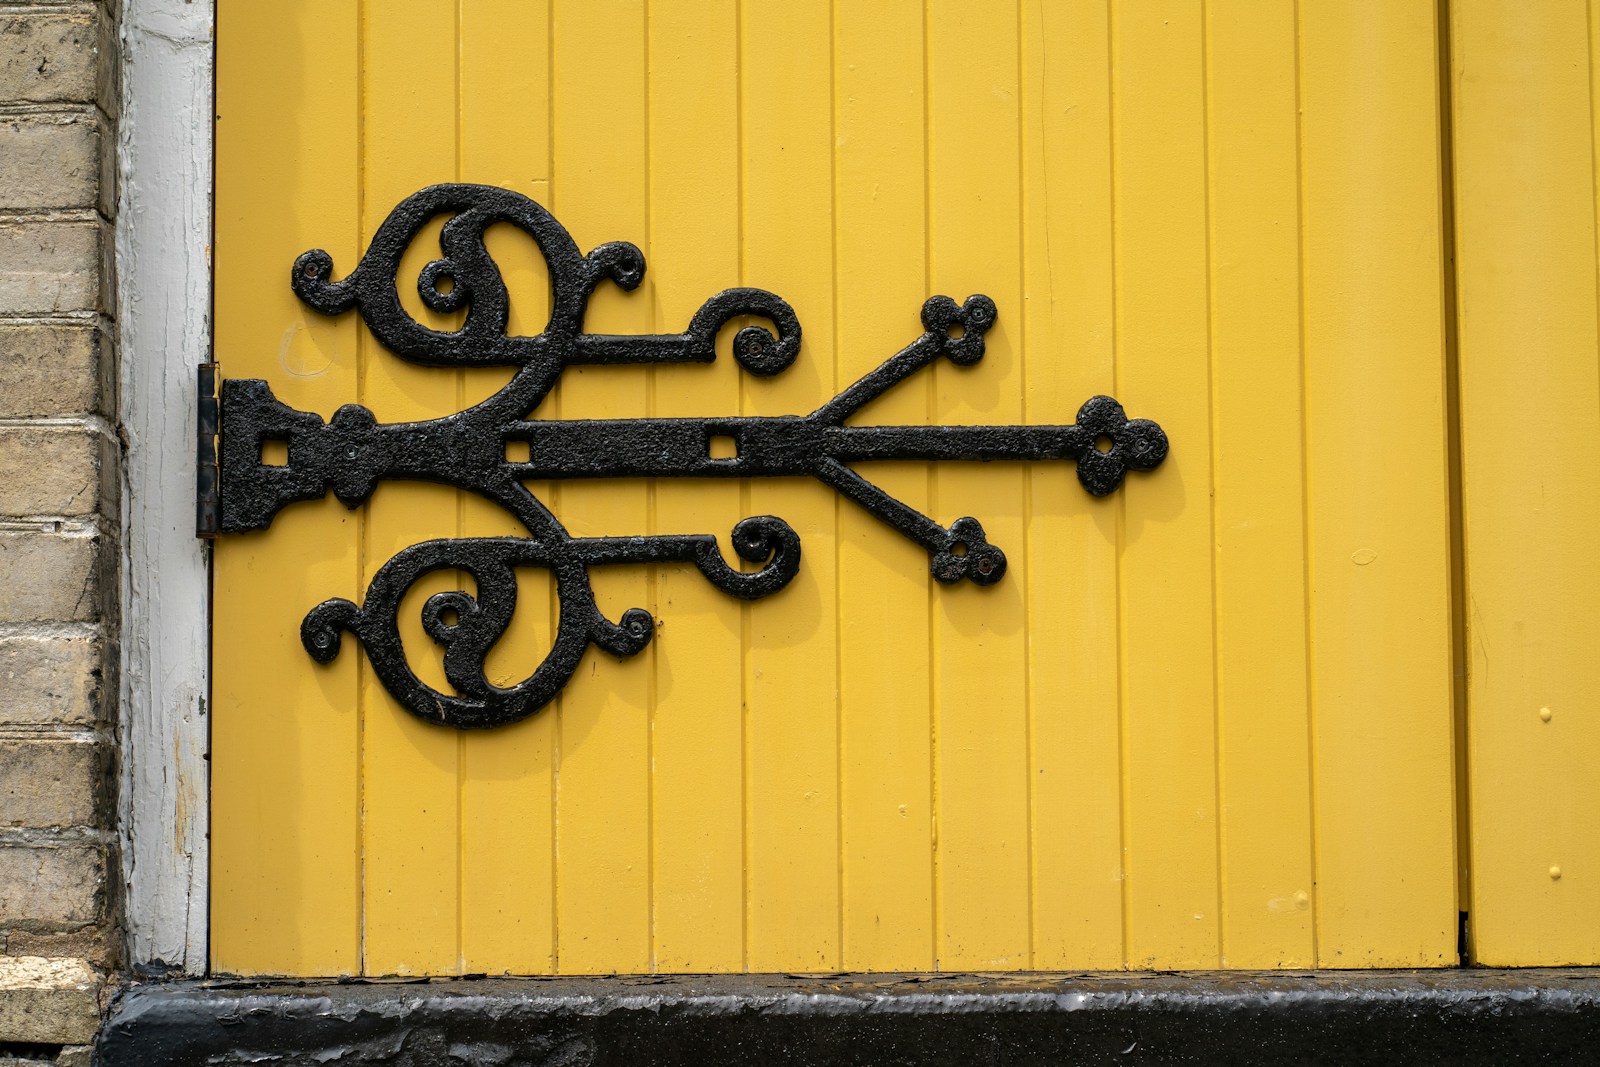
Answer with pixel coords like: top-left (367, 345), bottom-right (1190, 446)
top-left (196, 361), bottom-right (220, 539)
top-left (211, 184), bottom-right (1169, 728)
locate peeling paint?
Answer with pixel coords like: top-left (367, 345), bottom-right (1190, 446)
top-left (116, 0), bottom-right (213, 977)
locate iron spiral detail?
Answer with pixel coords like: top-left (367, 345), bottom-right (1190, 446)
top-left (216, 184), bottom-right (1168, 728)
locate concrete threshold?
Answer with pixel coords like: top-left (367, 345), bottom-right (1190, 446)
top-left (97, 969), bottom-right (1600, 1066)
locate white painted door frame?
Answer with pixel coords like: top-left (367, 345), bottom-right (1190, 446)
top-left (117, 0), bottom-right (214, 976)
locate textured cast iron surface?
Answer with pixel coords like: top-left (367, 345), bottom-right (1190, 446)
top-left (99, 971), bottom-right (1600, 1067)
top-left (218, 184), bottom-right (1168, 727)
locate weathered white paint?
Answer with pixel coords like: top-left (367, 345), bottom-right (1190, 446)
top-left (117, 0), bottom-right (214, 976)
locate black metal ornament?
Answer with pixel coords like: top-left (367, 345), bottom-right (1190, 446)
top-left (215, 184), bottom-right (1168, 729)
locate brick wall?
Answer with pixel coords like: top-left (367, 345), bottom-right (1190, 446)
top-left (0, 0), bottom-right (120, 1060)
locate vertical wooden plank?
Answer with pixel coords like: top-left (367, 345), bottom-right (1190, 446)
top-left (1206, 0), bottom-right (1316, 967)
top-left (647, 0), bottom-right (745, 972)
top-left (927, 0), bottom-right (1030, 970)
top-left (1453, 0), bottom-right (1600, 965)
top-left (741, 1), bottom-right (842, 971)
top-left (550, 0), bottom-right (653, 974)
top-left (457, 0), bottom-right (556, 974)
top-left (1020, 0), bottom-right (1125, 971)
top-left (358, 0), bottom-right (464, 976)
top-left (1299, 0), bottom-right (1457, 966)
top-left (212, 0), bottom-right (363, 976)
top-left (459, 4), bottom-right (550, 190)
top-left (1111, 0), bottom-right (1221, 969)
top-left (833, 0), bottom-right (934, 971)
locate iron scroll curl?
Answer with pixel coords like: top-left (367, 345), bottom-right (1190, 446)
top-left (217, 183), bottom-right (1169, 728)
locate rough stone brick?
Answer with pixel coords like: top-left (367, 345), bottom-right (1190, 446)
top-left (4, 927), bottom-right (111, 968)
top-left (0, 12), bottom-right (98, 105)
top-left (0, 634), bottom-right (100, 726)
top-left (0, 955), bottom-right (99, 1044)
top-left (0, 740), bottom-right (104, 828)
top-left (96, 107), bottom-right (113, 220)
top-left (0, 113), bottom-right (99, 212)
top-left (0, 0), bottom-right (115, 1031)
top-left (56, 1048), bottom-right (93, 1067)
top-left (0, 848), bottom-right (102, 926)
top-left (0, 325), bottom-right (108, 418)
top-left (0, 531), bottom-right (104, 624)
top-left (0, 221), bottom-right (104, 315)
top-left (0, 428), bottom-right (115, 519)
top-left (94, 0), bottom-right (117, 117)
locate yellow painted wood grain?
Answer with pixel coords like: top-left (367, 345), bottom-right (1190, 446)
top-left (1022, 0), bottom-right (1123, 972)
top-left (1112, 0), bottom-right (1222, 969)
top-left (1298, 0), bottom-right (1456, 966)
top-left (357, 0), bottom-right (464, 979)
top-left (212, 0), bottom-right (1463, 975)
top-left (459, 0), bottom-right (557, 975)
top-left (647, 0), bottom-right (745, 972)
top-left (1205, 0), bottom-right (1315, 968)
top-left (743, 4), bottom-right (843, 972)
top-left (213, 1), bottom-right (363, 976)
top-left (928, 0), bottom-right (1031, 971)
top-left (549, 0), bottom-right (654, 975)
top-left (833, 0), bottom-right (933, 972)
top-left (1452, 0), bottom-right (1600, 966)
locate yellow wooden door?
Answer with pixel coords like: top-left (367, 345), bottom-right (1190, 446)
top-left (1451, 0), bottom-right (1600, 967)
top-left (212, 0), bottom-right (1458, 977)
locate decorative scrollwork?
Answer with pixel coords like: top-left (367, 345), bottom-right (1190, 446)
top-left (216, 183), bottom-right (1169, 728)
top-left (299, 513), bottom-right (800, 729)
